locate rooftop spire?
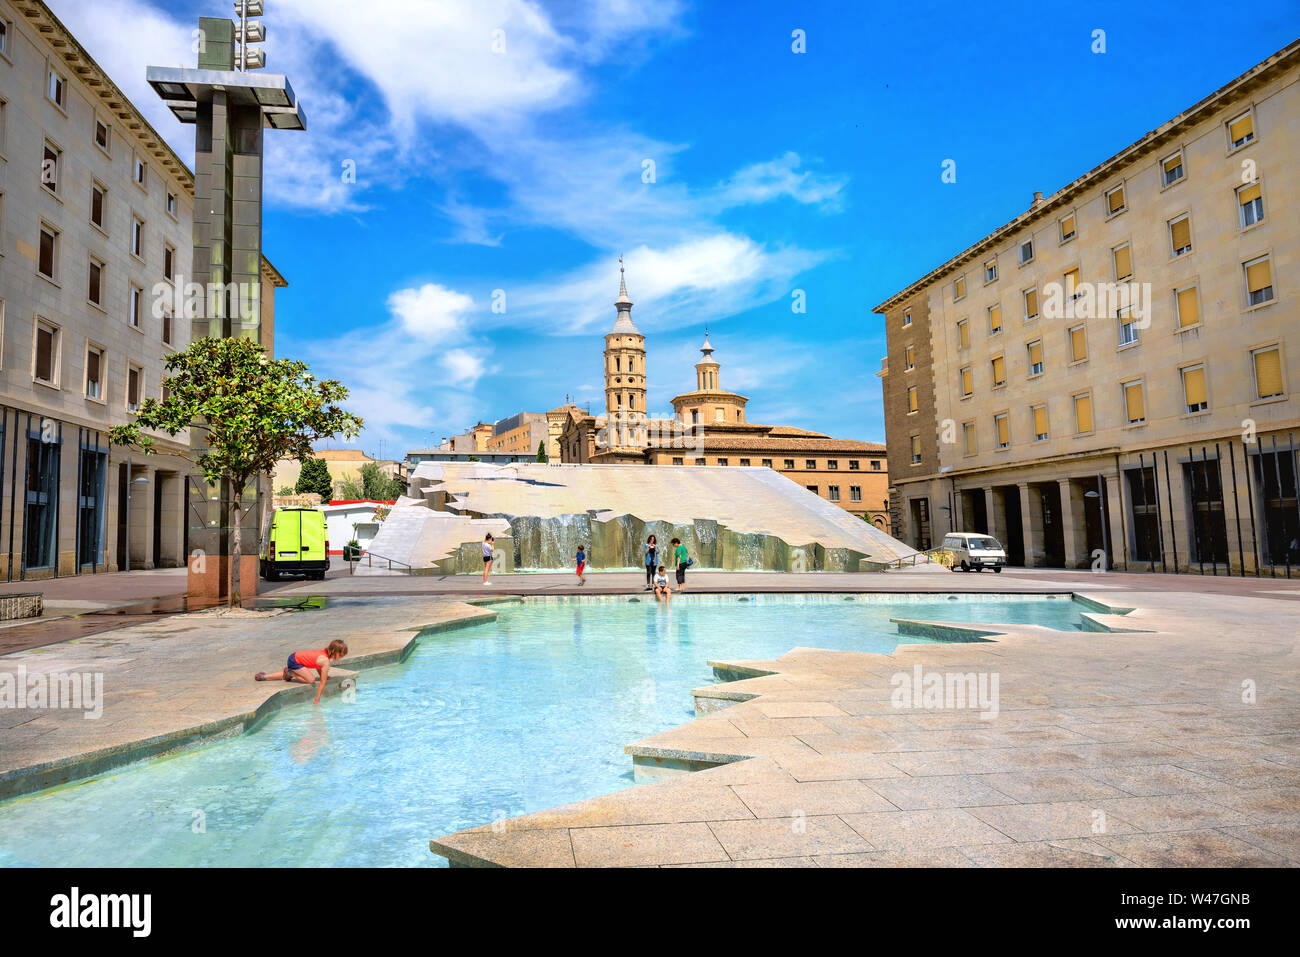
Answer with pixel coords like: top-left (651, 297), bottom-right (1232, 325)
top-left (700, 326), bottom-right (716, 362)
top-left (611, 257), bottom-right (639, 333)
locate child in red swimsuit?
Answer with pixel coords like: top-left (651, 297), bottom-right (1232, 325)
top-left (255, 639), bottom-right (349, 705)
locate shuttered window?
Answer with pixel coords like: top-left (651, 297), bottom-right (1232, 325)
top-left (1228, 111), bottom-right (1254, 148)
top-left (1070, 325), bottom-right (1087, 362)
top-left (1113, 244), bottom-right (1132, 280)
top-left (1170, 217), bottom-right (1192, 256)
top-left (1027, 340), bottom-right (1044, 374)
top-left (963, 423), bottom-right (976, 455)
top-left (1162, 152), bottom-right (1184, 186)
top-left (1182, 366), bottom-right (1207, 412)
top-left (1063, 267), bottom-right (1080, 297)
top-left (991, 355), bottom-right (1006, 386)
top-left (1238, 182), bottom-right (1263, 227)
top-left (988, 304), bottom-right (1002, 333)
top-left (995, 414), bottom-right (1009, 448)
top-left (1032, 406), bottom-right (1048, 440)
top-left (1253, 348), bottom-right (1283, 399)
top-left (1124, 382), bottom-right (1146, 423)
top-left (1074, 394), bottom-right (1093, 433)
top-left (1176, 287), bottom-right (1199, 328)
top-left (957, 320), bottom-right (969, 349)
top-left (954, 277), bottom-right (966, 300)
top-left (907, 385), bottom-right (918, 412)
top-left (1059, 214), bottom-right (1076, 242)
top-left (905, 345), bottom-right (915, 369)
top-left (960, 367), bottom-right (972, 396)
top-left (1107, 185), bottom-right (1126, 214)
top-left (910, 435), bottom-right (921, 463)
top-left (1024, 288), bottom-right (1038, 319)
top-left (1245, 257), bottom-right (1273, 306)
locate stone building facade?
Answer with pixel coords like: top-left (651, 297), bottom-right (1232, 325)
top-left (876, 41), bottom-right (1300, 571)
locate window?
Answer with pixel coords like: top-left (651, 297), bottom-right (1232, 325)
top-left (88, 258), bottom-right (104, 306)
top-left (1169, 216), bottom-right (1192, 257)
top-left (848, 460), bottom-right (859, 470)
top-left (1238, 182), bottom-right (1264, 227)
top-left (960, 366), bottom-right (973, 397)
top-left (1228, 110), bottom-right (1254, 149)
top-left (1175, 286), bottom-right (1199, 329)
top-left (131, 217), bottom-right (144, 257)
top-left (907, 385), bottom-right (918, 413)
top-left (805, 459), bottom-right (817, 470)
top-left (127, 366), bottom-right (142, 411)
top-left (716, 458), bottom-right (728, 467)
top-left (133, 156), bottom-right (147, 188)
top-left (910, 436), bottom-right (921, 464)
top-left (166, 191), bottom-right (177, 217)
top-left (962, 421), bottom-right (976, 455)
top-left (1018, 239), bottom-right (1033, 265)
top-left (91, 183), bottom-right (106, 229)
top-left (1181, 365), bottom-right (1208, 414)
top-left (129, 286), bottom-right (142, 328)
top-left (829, 486), bottom-right (841, 502)
top-left (1161, 151), bottom-right (1184, 187)
top-left (38, 224), bottom-right (59, 279)
top-left (739, 458), bottom-right (750, 467)
top-left (714, 408), bottom-right (724, 422)
top-left (1022, 287), bottom-right (1038, 321)
top-left (1059, 213), bottom-right (1076, 243)
top-left (164, 244), bottom-right (175, 281)
top-left (95, 119), bottom-right (111, 153)
top-left (34, 320), bottom-right (60, 385)
top-left (0, 19), bottom-right (7, 57)
top-left (984, 259), bottom-right (997, 283)
top-left (0, 98), bottom-right (7, 154)
top-left (1118, 307), bottom-right (1140, 346)
top-left (828, 460), bottom-right (839, 470)
top-left (1252, 347), bottom-right (1283, 399)
top-left (806, 486), bottom-right (819, 495)
top-left (953, 276), bottom-right (966, 301)
top-left (871, 460), bottom-right (881, 470)
top-left (994, 413), bottom-right (1009, 449)
top-left (1123, 381), bottom-right (1146, 424)
top-left (162, 310), bottom-right (173, 345)
top-left (42, 142), bottom-right (60, 193)
top-left (85, 346), bottom-right (103, 399)
top-left (78, 448), bottom-right (108, 568)
top-left (1032, 405), bottom-right (1048, 441)
top-left (1245, 256), bottom-right (1273, 307)
top-left (1063, 267), bottom-right (1081, 300)
top-left (1027, 340), bottom-right (1044, 376)
top-left (988, 304), bottom-right (1002, 334)
top-left (1113, 243), bottom-right (1132, 281)
top-left (672, 456), bottom-right (683, 465)
top-left (1105, 184), bottom-right (1126, 216)
top-left (904, 344), bottom-right (914, 370)
top-left (694, 457), bottom-right (705, 466)
top-left (1073, 393), bottom-right (1093, 434)
top-left (1068, 324), bottom-right (1087, 363)
top-left (991, 354), bottom-right (1006, 387)
top-left (48, 68), bottom-right (66, 108)
top-left (902, 310), bottom-right (912, 328)
top-left (690, 409), bottom-right (699, 424)
top-left (784, 459), bottom-right (795, 470)
top-left (850, 486), bottom-right (862, 502)
top-left (956, 319), bottom-right (969, 350)
top-left (25, 435), bottom-right (60, 570)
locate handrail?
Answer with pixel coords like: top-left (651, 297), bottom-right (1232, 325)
top-left (880, 547), bottom-right (947, 570)
top-left (349, 549), bottom-right (413, 575)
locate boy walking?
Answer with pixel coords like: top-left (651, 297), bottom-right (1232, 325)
top-left (671, 537), bottom-right (690, 591)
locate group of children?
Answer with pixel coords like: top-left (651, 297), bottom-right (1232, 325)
top-left (480, 532), bottom-right (690, 599)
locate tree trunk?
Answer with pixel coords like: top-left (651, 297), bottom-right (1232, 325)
top-left (229, 478), bottom-right (245, 609)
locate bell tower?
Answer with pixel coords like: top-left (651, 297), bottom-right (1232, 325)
top-left (602, 260), bottom-right (647, 452)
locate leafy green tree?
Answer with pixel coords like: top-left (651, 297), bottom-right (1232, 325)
top-left (295, 457), bottom-right (335, 501)
top-left (276, 485), bottom-right (295, 496)
top-left (340, 462), bottom-right (405, 500)
top-left (109, 337), bottom-right (361, 607)
top-left (536, 441), bottom-right (548, 463)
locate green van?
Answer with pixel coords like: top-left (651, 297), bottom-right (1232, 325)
top-left (259, 507), bottom-right (330, 581)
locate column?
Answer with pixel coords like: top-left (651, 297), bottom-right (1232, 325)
top-left (128, 467), bottom-right (156, 569)
top-left (1020, 483), bottom-right (1045, 567)
top-left (1059, 478), bottom-right (1088, 568)
top-left (985, 487), bottom-right (1007, 545)
top-left (1104, 472), bottom-right (1127, 571)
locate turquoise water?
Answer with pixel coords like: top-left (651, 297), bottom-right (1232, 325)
top-left (0, 594), bottom-right (1088, 867)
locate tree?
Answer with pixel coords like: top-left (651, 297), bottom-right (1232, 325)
top-left (339, 461), bottom-right (405, 500)
top-left (536, 441), bottom-right (548, 463)
top-left (109, 337), bottom-right (361, 608)
top-left (296, 457), bottom-right (334, 501)
top-left (276, 485), bottom-right (295, 496)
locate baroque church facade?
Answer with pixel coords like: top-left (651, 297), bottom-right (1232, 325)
top-left (555, 268), bottom-right (891, 529)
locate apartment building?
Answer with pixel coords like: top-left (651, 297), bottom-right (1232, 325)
top-left (0, 1), bottom-right (284, 580)
top-left (876, 41), bottom-right (1298, 572)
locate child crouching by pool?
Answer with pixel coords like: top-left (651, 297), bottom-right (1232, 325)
top-left (653, 565), bottom-right (672, 601)
top-left (255, 640), bottom-right (348, 705)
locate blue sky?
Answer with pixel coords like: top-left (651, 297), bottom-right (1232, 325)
top-left (55, 0), bottom-right (1299, 458)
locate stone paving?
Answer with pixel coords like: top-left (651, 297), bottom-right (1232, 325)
top-left (429, 582), bottom-right (1300, 867)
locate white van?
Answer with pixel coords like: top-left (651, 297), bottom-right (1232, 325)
top-left (942, 532), bottom-right (1007, 572)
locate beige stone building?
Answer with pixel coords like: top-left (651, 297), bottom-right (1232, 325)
top-left (876, 41), bottom-right (1299, 572)
top-left (0, 1), bottom-right (283, 580)
top-left (560, 269), bottom-right (890, 526)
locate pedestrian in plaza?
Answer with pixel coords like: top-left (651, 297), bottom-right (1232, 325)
top-left (576, 543), bottom-right (588, 586)
top-left (254, 640), bottom-right (349, 706)
top-left (482, 533), bottom-right (495, 586)
top-left (671, 537), bottom-right (691, 591)
top-left (653, 565), bottom-right (672, 601)
top-left (643, 534), bottom-right (659, 589)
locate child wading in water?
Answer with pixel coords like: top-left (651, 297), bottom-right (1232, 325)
top-left (482, 533), bottom-right (495, 586)
top-left (653, 565), bottom-right (672, 601)
top-left (255, 640), bottom-right (349, 706)
top-left (576, 543), bottom-right (587, 586)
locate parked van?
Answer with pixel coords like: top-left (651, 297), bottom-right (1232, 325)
top-left (942, 532), bottom-right (1007, 572)
top-left (259, 507), bottom-right (329, 581)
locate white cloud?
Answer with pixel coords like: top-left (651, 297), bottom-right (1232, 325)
top-left (712, 151), bottom-right (847, 212)
top-left (441, 349), bottom-right (488, 385)
top-left (387, 284), bottom-right (476, 340)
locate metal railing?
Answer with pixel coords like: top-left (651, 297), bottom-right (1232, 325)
top-left (880, 548), bottom-right (945, 570)
top-left (348, 550), bottom-right (413, 575)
